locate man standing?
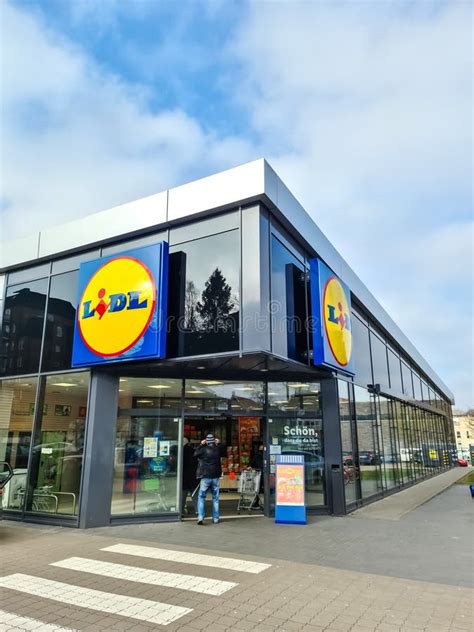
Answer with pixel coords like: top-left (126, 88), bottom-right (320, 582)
top-left (194, 434), bottom-right (225, 525)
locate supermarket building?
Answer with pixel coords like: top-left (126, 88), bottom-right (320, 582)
top-left (0, 159), bottom-right (455, 528)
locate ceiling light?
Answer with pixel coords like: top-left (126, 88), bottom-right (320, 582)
top-left (273, 400), bottom-right (288, 404)
top-left (234, 387), bottom-right (253, 391)
top-left (267, 392), bottom-right (278, 395)
top-left (199, 380), bottom-right (224, 385)
top-left (51, 383), bottom-right (76, 387)
top-left (260, 368), bottom-right (268, 372)
top-left (119, 378), bottom-right (127, 382)
top-left (147, 385), bottom-right (171, 389)
top-left (119, 389), bottom-right (124, 392)
top-left (186, 390), bottom-right (206, 394)
top-left (187, 405), bottom-right (198, 409)
top-left (288, 383), bottom-right (308, 388)
top-left (136, 399), bottom-right (154, 404)
top-left (196, 366), bottom-right (206, 370)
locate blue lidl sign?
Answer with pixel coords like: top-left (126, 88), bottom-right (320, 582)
top-left (310, 259), bottom-right (355, 375)
top-left (72, 242), bottom-right (168, 367)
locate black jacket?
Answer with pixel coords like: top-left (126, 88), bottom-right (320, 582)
top-left (194, 443), bottom-right (225, 479)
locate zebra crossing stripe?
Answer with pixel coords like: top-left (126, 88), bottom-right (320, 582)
top-left (51, 557), bottom-right (237, 595)
top-left (101, 543), bottom-right (272, 574)
top-left (0, 610), bottom-right (77, 631)
top-left (0, 574), bottom-right (192, 626)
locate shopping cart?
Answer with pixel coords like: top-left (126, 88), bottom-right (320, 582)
top-left (237, 469), bottom-right (262, 514)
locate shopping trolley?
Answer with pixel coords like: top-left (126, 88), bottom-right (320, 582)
top-left (237, 469), bottom-right (262, 514)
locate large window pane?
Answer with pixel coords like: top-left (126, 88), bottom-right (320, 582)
top-left (168, 231), bottom-right (240, 356)
top-left (112, 378), bottom-right (181, 516)
top-left (388, 350), bottom-right (403, 395)
top-left (27, 372), bottom-right (89, 516)
top-left (185, 380), bottom-right (263, 415)
top-left (354, 385), bottom-right (382, 498)
top-left (268, 418), bottom-right (324, 508)
top-left (0, 279), bottom-right (48, 376)
top-left (268, 381), bottom-right (324, 508)
top-left (268, 381), bottom-right (320, 417)
top-left (401, 362), bottom-right (414, 397)
top-left (378, 397), bottom-right (400, 489)
top-left (41, 271), bottom-right (78, 372)
top-left (0, 378), bottom-right (38, 512)
top-left (351, 316), bottom-right (373, 388)
top-left (271, 236), bottom-right (307, 362)
top-left (370, 332), bottom-right (389, 388)
top-left (413, 373), bottom-right (423, 402)
top-left (339, 380), bottom-right (360, 504)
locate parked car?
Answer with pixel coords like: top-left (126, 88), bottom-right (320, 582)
top-left (0, 462), bottom-right (14, 520)
top-left (457, 458), bottom-right (468, 467)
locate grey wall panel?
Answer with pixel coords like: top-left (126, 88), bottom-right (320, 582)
top-left (241, 206), bottom-right (271, 353)
top-left (39, 191), bottom-right (168, 259)
top-left (169, 211), bottom-right (239, 245)
top-left (168, 159), bottom-right (265, 222)
top-left (79, 372), bottom-right (118, 528)
top-left (0, 233), bottom-right (40, 269)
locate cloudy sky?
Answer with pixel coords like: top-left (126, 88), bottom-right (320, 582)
top-left (1, 0), bottom-right (472, 408)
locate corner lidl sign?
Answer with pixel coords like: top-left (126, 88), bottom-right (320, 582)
top-left (310, 259), bottom-right (355, 375)
top-left (72, 242), bottom-right (168, 367)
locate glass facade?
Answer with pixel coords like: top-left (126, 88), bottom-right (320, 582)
top-left (27, 372), bottom-right (89, 515)
top-left (41, 271), bottom-right (78, 373)
top-left (112, 378), bottom-right (182, 516)
top-left (168, 231), bottom-right (240, 357)
top-left (0, 204), bottom-right (455, 526)
top-left (0, 278), bottom-right (48, 376)
top-left (0, 378), bottom-right (38, 511)
top-left (338, 382), bottom-right (453, 507)
top-left (267, 382), bottom-right (324, 508)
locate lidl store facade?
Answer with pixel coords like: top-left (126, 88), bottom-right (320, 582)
top-left (0, 160), bottom-right (455, 528)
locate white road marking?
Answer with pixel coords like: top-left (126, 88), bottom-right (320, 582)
top-left (0, 574), bottom-right (191, 626)
top-left (102, 543), bottom-right (272, 574)
top-left (0, 610), bottom-right (77, 631)
top-left (51, 557), bottom-right (237, 596)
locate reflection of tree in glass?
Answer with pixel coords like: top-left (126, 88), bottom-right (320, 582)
top-left (185, 280), bottom-right (200, 330)
top-left (197, 268), bottom-right (234, 331)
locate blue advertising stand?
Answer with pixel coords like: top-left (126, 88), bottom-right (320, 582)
top-left (275, 455), bottom-right (307, 525)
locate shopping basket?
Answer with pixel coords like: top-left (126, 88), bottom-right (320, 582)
top-left (237, 469), bottom-right (262, 513)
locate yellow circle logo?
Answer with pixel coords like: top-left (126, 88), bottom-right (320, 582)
top-left (323, 277), bottom-right (352, 366)
top-left (78, 257), bottom-right (156, 357)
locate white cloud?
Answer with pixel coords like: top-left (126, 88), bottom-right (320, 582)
top-left (229, 1), bottom-right (473, 407)
top-left (0, 2), bottom-right (257, 239)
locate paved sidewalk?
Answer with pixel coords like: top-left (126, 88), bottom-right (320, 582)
top-left (0, 520), bottom-right (472, 631)
top-left (352, 467), bottom-right (470, 520)
top-left (0, 474), bottom-right (472, 631)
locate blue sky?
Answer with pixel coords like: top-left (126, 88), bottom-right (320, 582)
top-left (1, 0), bottom-right (472, 409)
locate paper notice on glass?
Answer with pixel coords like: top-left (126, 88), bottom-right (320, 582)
top-left (143, 437), bottom-right (158, 458)
top-left (269, 445), bottom-right (281, 455)
top-left (160, 440), bottom-right (171, 456)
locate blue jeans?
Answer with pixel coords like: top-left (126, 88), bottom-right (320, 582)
top-left (197, 478), bottom-right (220, 522)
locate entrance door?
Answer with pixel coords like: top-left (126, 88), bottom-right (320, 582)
top-left (182, 414), bottom-right (265, 517)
